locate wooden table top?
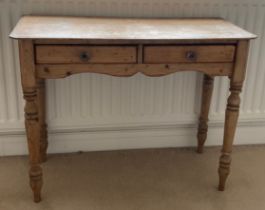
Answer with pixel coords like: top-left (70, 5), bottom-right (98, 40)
top-left (10, 16), bottom-right (256, 41)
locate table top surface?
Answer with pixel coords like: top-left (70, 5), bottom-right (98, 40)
top-left (10, 16), bottom-right (256, 41)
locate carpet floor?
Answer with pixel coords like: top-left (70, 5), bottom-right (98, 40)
top-left (1, 145), bottom-right (265, 210)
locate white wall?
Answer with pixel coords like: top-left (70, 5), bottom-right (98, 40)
top-left (0, 0), bottom-right (265, 156)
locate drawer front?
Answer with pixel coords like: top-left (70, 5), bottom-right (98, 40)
top-left (144, 45), bottom-right (235, 63)
top-left (36, 45), bottom-right (137, 64)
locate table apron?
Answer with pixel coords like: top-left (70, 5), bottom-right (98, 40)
top-left (35, 63), bottom-right (233, 79)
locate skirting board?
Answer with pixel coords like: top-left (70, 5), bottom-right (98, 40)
top-left (0, 122), bottom-right (265, 156)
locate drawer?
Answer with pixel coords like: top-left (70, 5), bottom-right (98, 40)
top-left (143, 45), bottom-right (235, 63)
top-left (36, 45), bottom-right (137, 64)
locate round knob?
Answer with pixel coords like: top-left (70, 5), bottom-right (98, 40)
top-left (80, 52), bottom-right (90, 61)
top-left (186, 51), bottom-right (197, 61)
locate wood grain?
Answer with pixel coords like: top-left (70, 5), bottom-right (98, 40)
top-left (197, 75), bottom-right (214, 153)
top-left (218, 40), bottom-right (250, 191)
top-left (37, 79), bottom-right (48, 163)
top-left (33, 39), bottom-right (238, 45)
top-left (10, 16), bottom-right (257, 40)
top-left (144, 45), bottom-right (235, 63)
top-left (36, 45), bottom-right (137, 64)
top-left (18, 40), bottom-right (43, 202)
top-left (36, 63), bottom-right (233, 79)
top-left (11, 16), bottom-right (256, 202)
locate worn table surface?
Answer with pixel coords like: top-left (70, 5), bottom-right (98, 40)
top-left (10, 16), bottom-right (256, 40)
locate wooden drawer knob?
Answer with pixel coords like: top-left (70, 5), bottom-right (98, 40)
top-left (186, 51), bottom-right (197, 61)
top-left (80, 52), bottom-right (90, 61)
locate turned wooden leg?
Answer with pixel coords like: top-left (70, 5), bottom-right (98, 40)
top-left (37, 79), bottom-right (48, 163)
top-left (19, 40), bottom-right (43, 202)
top-left (197, 75), bottom-right (214, 153)
top-left (218, 40), bottom-right (249, 191)
top-left (24, 88), bottom-right (43, 202)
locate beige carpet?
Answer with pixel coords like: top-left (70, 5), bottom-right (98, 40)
top-left (1, 145), bottom-right (265, 210)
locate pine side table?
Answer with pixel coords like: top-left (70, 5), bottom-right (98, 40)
top-left (10, 16), bottom-right (256, 202)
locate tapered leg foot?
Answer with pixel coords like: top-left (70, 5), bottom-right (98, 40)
top-left (197, 147), bottom-right (204, 154)
top-left (39, 154), bottom-right (47, 163)
top-left (218, 154), bottom-right (231, 191)
top-left (197, 75), bottom-right (214, 153)
top-left (197, 120), bottom-right (208, 153)
top-left (30, 165), bottom-right (43, 202)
